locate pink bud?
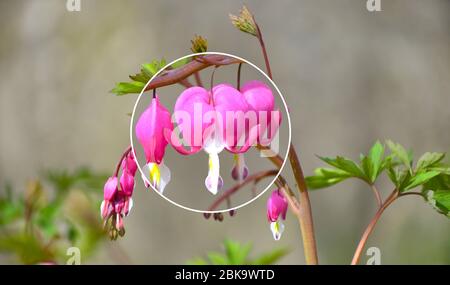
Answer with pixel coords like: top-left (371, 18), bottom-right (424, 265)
top-left (122, 152), bottom-right (138, 176)
top-left (120, 169), bottom-right (135, 197)
top-left (103, 176), bottom-right (118, 201)
top-left (266, 190), bottom-right (288, 222)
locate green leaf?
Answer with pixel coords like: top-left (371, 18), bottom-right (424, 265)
top-left (424, 172), bottom-right (450, 190)
top-left (67, 223), bottom-right (79, 244)
top-left (186, 239), bottom-right (291, 265)
top-left (35, 203), bottom-right (60, 238)
top-left (171, 57), bottom-right (191, 69)
top-left (404, 171), bottom-right (441, 191)
top-left (429, 167), bottom-right (450, 175)
top-left (386, 166), bottom-right (398, 187)
top-left (386, 166), bottom-right (411, 191)
top-left (425, 189), bottom-right (450, 217)
top-left (251, 247), bottom-right (289, 265)
top-left (142, 60), bottom-right (166, 77)
top-left (318, 156), bottom-right (366, 180)
top-left (46, 167), bottom-right (108, 194)
top-left (111, 59), bottom-right (168, 96)
top-left (386, 140), bottom-right (412, 170)
top-left (367, 141), bottom-right (384, 182)
top-left (223, 239), bottom-right (252, 265)
top-left (0, 234), bottom-right (53, 264)
top-left (306, 168), bottom-right (351, 189)
top-left (207, 252), bottom-right (229, 265)
top-left (129, 72), bottom-right (150, 83)
top-left (111, 81), bottom-right (145, 96)
top-left (0, 201), bottom-right (24, 226)
top-left (415, 152), bottom-right (445, 172)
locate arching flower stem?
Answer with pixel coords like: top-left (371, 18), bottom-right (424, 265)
top-left (143, 54), bottom-right (242, 92)
top-left (114, 146), bottom-right (133, 177)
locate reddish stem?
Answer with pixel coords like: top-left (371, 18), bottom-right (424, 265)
top-left (143, 54), bottom-right (242, 92)
top-left (255, 22), bottom-right (272, 79)
top-left (207, 169), bottom-right (278, 211)
top-left (351, 190), bottom-right (399, 265)
top-left (113, 146), bottom-right (132, 177)
top-left (194, 72), bottom-right (203, 87)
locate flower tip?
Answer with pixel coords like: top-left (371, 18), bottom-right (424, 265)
top-left (205, 175), bottom-right (223, 195)
top-left (231, 154), bottom-right (249, 181)
top-left (270, 221), bottom-right (285, 241)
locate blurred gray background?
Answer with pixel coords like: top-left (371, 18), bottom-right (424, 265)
top-left (0, 0), bottom-right (449, 264)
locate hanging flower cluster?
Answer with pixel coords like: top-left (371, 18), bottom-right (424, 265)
top-left (101, 149), bottom-right (137, 240)
top-left (139, 80), bottom-right (282, 195)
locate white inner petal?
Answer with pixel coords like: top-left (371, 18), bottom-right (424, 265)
top-left (270, 220), bottom-right (285, 241)
top-left (100, 200), bottom-right (106, 218)
top-left (126, 197), bottom-right (133, 216)
top-left (205, 152), bottom-right (222, 195)
top-left (143, 162), bottom-right (171, 194)
top-left (203, 128), bottom-right (225, 154)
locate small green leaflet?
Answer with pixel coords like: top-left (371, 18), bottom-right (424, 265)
top-left (415, 152), bottom-right (445, 172)
top-left (186, 239), bottom-right (288, 265)
top-left (386, 140), bottom-right (412, 170)
top-left (367, 141), bottom-right (384, 182)
top-left (360, 141), bottom-right (385, 183)
top-left (111, 59), bottom-right (168, 96)
top-left (404, 171), bottom-right (441, 191)
top-left (111, 81), bottom-right (145, 96)
top-left (422, 173), bottom-right (450, 217)
top-left (318, 156), bottom-right (366, 180)
top-left (306, 168), bottom-right (351, 190)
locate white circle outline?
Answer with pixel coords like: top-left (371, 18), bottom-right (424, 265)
top-left (130, 52), bottom-right (292, 213)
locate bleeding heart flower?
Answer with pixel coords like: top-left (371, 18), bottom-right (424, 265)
top-left (120, 169), bottom-right (135, 197)
top-left (241, 80), bottom-right (282, 145)
top-left (267, 189), bottom-right (288, 240)
top-left (136, 95), bottom-right (174, 193)
top-left (171, 84), bottom-right (258, 195)
top-left (101, 176), bottom-right (118, 219)
top-left (121, 151), bottom-right (138, 176)
top-left (229, 80), bottom-right (281, 182)
top-left (170, 82), bottom-right (281, 194)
